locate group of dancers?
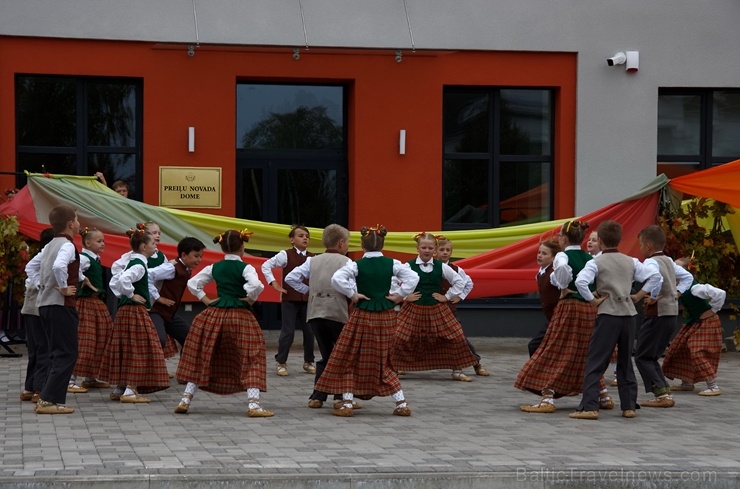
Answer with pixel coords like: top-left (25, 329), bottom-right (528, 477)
top-left (18, 203), bottom-right (490, 417)
top-left (516, 220), bottom-right (726, 420)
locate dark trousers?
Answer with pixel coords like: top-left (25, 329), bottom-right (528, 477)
top-left (22, 314), bottom-right (50, 392)
top-left (308, 318), bottom-right (344, 401)
top-left (149, 312), bottom-right (190, 349)
top-left (635, 315), bottom-right (675, 393)
top-left (39, 305), bottom-right (78, 405)
top-left (527, 322), bottom-right (549, 357)
top-left (578, 314), bottom-right (638, 412)
top-left (275, 301), bottom-right (314, 364)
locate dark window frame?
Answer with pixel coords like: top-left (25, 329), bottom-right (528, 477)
top-left (442, 86), bottom-right (555, 230)
top-left (657, 87), bottom-right (740, 171)
top-left (14, 74), bottom-right (143, 197)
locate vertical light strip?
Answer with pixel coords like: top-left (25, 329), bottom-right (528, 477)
top-left (298, 0), bottom-right (309, 48)
top-left (403, 0), bottom-right (415, 51)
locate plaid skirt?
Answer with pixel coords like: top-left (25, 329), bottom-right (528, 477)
top-left (98, 304), bottom-right (170, 394)
top-left (391, 302), bottom-right (478, 371)
top-left (176, 307), bottom-right (267, 394)
top-left (662, 315), bottom-right (723, 384)
top-left (74, 297), bottom-right (113, 378)
top-left (315, 308), bottom-right (401, 398)
top-left (163, 335), bottom-right (180, 359)
top-left (514, 298), bottom-right (600, 397)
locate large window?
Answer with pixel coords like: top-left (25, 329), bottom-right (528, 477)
top-left (443, 88), bottom-right (554, 229)
top-left (235, 83), bottom-right (347, 228)
top-left (657, 88), bottom-right (740, 179)
top-left (15, 75), bottom-right (143, 197)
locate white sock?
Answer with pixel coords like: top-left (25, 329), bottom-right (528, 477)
top-left (69, 375), bottom-right (77, 386)
top-left (609, 363), bottom-right (617, 375)
top-left (707, 379), bottom-right (718, 390)
top-left (181, 382), bottom-right (198, 404)
top-left (392, 390), bottom-right (406, 408)
top-left (123, 387), bottom-right (137, 397)
top-left (247, 387), bottom-right (261, 410)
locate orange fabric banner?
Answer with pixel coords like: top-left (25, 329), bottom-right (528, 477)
top-left (669, 158), bottom-right (740, 207)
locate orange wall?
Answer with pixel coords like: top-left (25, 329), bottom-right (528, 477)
top-left (0, 37), bottom-right (576, 231)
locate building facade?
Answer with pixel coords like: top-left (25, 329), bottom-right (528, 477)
top-left (2, 1), bottom-right (739, 333)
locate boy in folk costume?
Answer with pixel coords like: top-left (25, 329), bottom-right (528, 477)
top-left (435, 236), bottom-right (490, 380)
top-left (262, 225), bottom-right (316, 377)
top-left (19, 228), bottom-right (55, 405)
top-left (634, 225), bottom-right (693, 408)
top-left (27, 205), bottom-right (81, 414)
top-left (663, 257), bottom-right (726, 396)
top-left (570, 220), bottom-right (662, 420)
top-left (284, 224), bottom-right (357, 409)
top-left (148, 237), bottom-right (206, 352)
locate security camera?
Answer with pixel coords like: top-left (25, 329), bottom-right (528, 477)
top-left (607, 52), bottom-right (626, 66)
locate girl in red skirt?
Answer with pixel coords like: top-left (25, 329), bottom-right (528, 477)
top-left (515, 220), bottom-right (612, 413)
top-left (316, 225), bottom-right (419, 417)
top-left (174, 229), bottom-right (273, 417)
top-left (71, 228), bottom-right (113, 391)
top-left (390, 233), bottom-right (478, 378)
top-left (663, 258), bottom-right (726, 396)
top-left (100, 228), bottom-right (170, 403)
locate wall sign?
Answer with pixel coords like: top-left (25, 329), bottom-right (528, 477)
top-left (160, 167), bottom-right (222, 208)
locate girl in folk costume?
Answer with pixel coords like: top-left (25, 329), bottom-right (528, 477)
top-left (435, 236), bottom-right (490, 380)
top-left (526, 238), bottom-right (561, 357)
top-left (70, 228), bottom-right (113, 391)
top-left (99, 228), bottom-right (170, 403)
top-left (515, 220), bottom-right (613, 413)
top-left (175, 229), bottom-right (273, 417)
top-left (111, 221), bottom-right (178, 358)
top-left (317, 225), bottom-right (419, 417)
top-left (663, 257), bottom-right (727, 396)
top-left (390, 233), bottom-right (478, 376)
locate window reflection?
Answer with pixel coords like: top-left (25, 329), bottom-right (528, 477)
top-left (237, 85), bottom-right (344, 150)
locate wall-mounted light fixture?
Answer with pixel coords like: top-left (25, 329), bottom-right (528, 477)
top-left (399, 129), bottom-right (406, 155)
top-left (395, 50), bottom-right (403, 63)
top-left (606, 51), bottom-right (639, 73)
top-left (187, 44), bottom-right (196, 57)
top-left (188, 127), bottom-right (195, 152)
top-left (293, 48), bottom-right (300, 61)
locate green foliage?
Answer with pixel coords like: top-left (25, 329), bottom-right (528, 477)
top-left (659, 196), bottom-right (740, 297)
top-left (0, 215), bottom-right (35, 303)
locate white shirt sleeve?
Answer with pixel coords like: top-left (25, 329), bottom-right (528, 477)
top-left (149, 262), bottom-right (176, 283)
top-left (690, 284), bottom-right (726, 312)
top-left (441, 262), bottom-right (464, 299)
top-left (394, 261), bottom-right (420, 298)
top-left (52, 241), bottom-right (77, 288)
top-left (112, 252), bottom-right (132, 276)
top-left (187, 265), bottom-right (214, 300)
top-left (285, 257), bottom-right (311, 295)
top-left (674, 262), bottom-right (694, 294)
top-left (25, 251), bottom-right (43, 288)
top-left (575, 259), bottom-right (598, 301)
top-left (109, 262), bottom-right (146, 299)
top-left (456, 266), bottom-right (474, 300)
top-left (634, 258), bottom-right (662, 298)
top-left (551, 251), bottom-right (573, 289)
top-left (79, 254), bottom-right (91, 274)
top-left (242, 264), bottom-right (265, 300)
top-left (260, 250), bottom-right (288, 286)
top-left (332, 261), bottom-right (359, 298)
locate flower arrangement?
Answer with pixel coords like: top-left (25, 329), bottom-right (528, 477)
top-left (0, 215), bottom-right (34, 304)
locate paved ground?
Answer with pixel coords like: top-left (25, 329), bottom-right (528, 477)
top-left (1, 332), bottom-right (740, 488)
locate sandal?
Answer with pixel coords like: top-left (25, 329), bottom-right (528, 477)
top-left (174, 393), bottom-right (192, 414)
top-left (393, 400), bottom-right (411, 416)
top-left (451, 371), bottom-right (472, 382)
top-left (698, 387), bottom-right (721, 396)
top-left (333, 401), bottom-right (354, 417)
top-left (276, 363), bottom-right (289, 377)
top-left (247, 398), bottom-right (274, 417)
top-left (473, 364), bottom-right (490, 376)
top-left (599, 395), bottom-right (615, 410)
